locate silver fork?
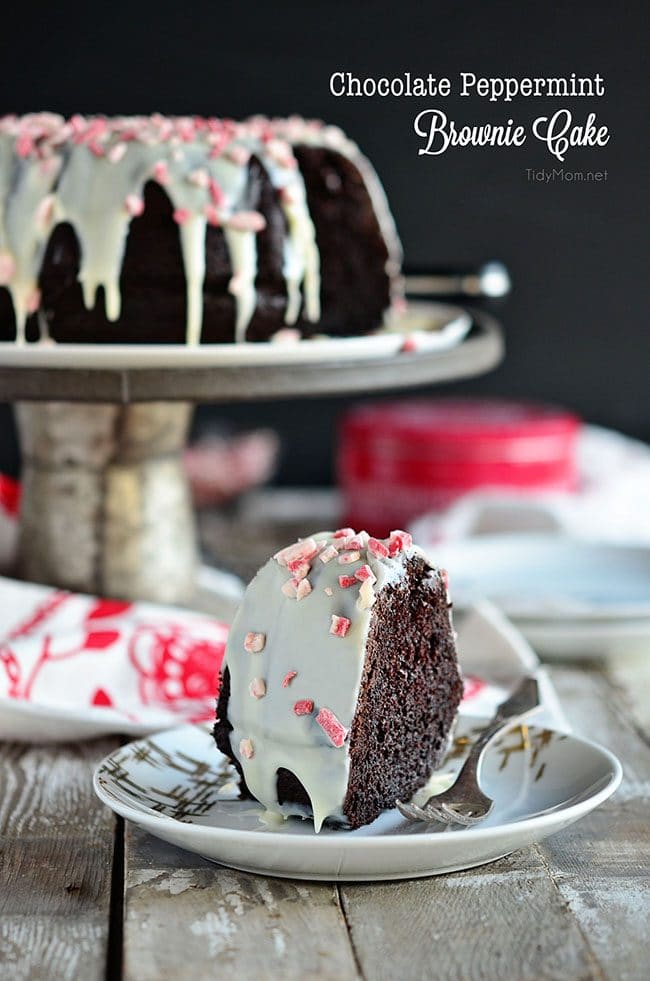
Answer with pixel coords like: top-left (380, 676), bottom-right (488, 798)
top-left (396, 676), bottom-right (540, 828)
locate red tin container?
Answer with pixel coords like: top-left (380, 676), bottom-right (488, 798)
top-left (338, 398), bottom-right (581, 536)
top-left (0, 474), bottom-right (20, 518)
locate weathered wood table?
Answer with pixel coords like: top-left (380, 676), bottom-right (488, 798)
top-left (1, 506), bottom-right (648, 981)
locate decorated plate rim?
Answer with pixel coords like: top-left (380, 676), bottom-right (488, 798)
top-left (93, 721), bottom-right (622, 847)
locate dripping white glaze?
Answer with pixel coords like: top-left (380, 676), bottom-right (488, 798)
top-left (221, 529), bottom-right (447, 833)
top-left (223, 227), bottom-right (258, 344)
top-left (0, 113), bottom-right (398, 344)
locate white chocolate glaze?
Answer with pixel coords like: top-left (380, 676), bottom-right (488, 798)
top-left (221, 528), bottom-right (445, 832)
top-left (0, 113), bottom-right (399, 344)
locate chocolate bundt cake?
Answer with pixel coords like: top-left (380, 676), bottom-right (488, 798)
top-left (0, 114), bottom-right (402, 345)
top-left (214, 529), bottom-right (463, 831)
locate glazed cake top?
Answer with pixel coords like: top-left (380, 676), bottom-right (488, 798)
top-left (221, 527), bottom-right (447, 832)
top-left (0, 113), bottom-right (400, 345)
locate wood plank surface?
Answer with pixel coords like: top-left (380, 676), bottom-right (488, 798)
top-left (122, 824), bottom-right (360, 981)
top-left (604, 649), bottom-right (650, 736)
top-left (536, 664), bottom-right (650, 981)
top-left (337, 661), bottom-right (650, 981)
top-left (0, 738), bottom-right (118, 981)
top-left (341, 850), bottom-right (598, 981)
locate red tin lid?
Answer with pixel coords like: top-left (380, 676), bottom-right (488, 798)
top-left (0, 474), bottom-right (20, 517)
top-left (341, 398), bottom-right (580, 448)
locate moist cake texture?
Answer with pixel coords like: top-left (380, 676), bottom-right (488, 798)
top-left (214, 528), bottom-right (463, 831)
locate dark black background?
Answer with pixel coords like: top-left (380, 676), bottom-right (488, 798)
top-left (1, 0), bottom-right (648, 482)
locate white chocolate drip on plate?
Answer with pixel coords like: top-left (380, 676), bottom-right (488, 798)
top-left (221, 528), bottom-right (440, 832)
top-left (0, 113), bottom-right (395, 344)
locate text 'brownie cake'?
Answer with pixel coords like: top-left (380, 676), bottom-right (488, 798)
top-left (0, 114), bottom-right (402, 345)
top-left (214, 529), bottom-right (463, 831)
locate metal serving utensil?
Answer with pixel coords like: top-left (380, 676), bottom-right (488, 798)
top-left (397, 676), bottom-right (540, 827)
top-left (404, 261), bottom-right (511, 300)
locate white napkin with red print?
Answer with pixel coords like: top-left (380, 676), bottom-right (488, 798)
top-left (0, 569), bottom-right (566, 742)
top-left (0, 575), bottom-right (229, 741)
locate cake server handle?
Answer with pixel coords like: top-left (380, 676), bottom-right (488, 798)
top-left (404, 260), bottom-right (511, 299)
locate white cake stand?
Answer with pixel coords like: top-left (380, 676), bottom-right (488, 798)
top-left (0, 300), bottom-right (503, 604)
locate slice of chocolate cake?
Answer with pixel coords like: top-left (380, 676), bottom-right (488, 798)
top-left (214, 529), bottom-right (463, 831)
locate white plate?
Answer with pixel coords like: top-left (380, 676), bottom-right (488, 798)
top-left (0, 302), bottom-right (471, 370)
top-left (93, 718), bottom-right (621, 881)
top-left (430, 535), bottom-right (650, 659)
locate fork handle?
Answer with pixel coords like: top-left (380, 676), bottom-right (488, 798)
top-left (453, 678), bottom-right (541, 788)
top-left (457, 718), bottom-right (510, 784)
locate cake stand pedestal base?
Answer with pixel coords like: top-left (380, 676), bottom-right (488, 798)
top-left (14, 401), bottom-right (197, 604)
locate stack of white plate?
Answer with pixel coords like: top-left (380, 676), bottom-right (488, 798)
top-left (427, 535), bottom-right (650, 659)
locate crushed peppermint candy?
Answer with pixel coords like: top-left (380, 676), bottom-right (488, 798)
top-left (332, 527), bottom-right (355, 539)
top-left (249, 677), bottom-right (266, 699)
top-left (239, 738), bottom-right (254, 760)
top-left (244, 631), bottom-right (266, 653)
top-left (187, 167), bottom-right (209, 187)
top-left (229, 272), bottom-right (245, 296)
top-left (293, 699), bottom-right (314, 716)
top-left (16, 133), bottom-right (34, 158)
top-left (26, 288), bottom-right (41, 314)
top-left (400, 334), bottom-right (418, 353)
top-left (316, 708), bottom-right (348, 747)
top-left (270, 327), bottom-right (301, 344)
top-left (367, 537), bottom-right (390, 559)
top-left (173, 207), bottom-right (191, 225)
top-left (226, 144), bottom-right (251, 166)
top-left (282, 671), bottom-right (298, 688)
top-left (0, 252), bottom-right (16, 285)
top-left (208, 177), bottom-right (224, 205)
top-left (319, 544), bottom-right (338, 564)
top-left (341, 533), bottom-right (368, 551)
top-left (338, 574), bottom-right (358, 589)
top-left (275, 537), bottom-right (319, 568)
top-left (108, 142), bottom-right (127, 163)
top-left (354, 564), bottom-right (376, 584)
top-left (205, 205), bottom-right (221, 226)
top-left (152, 160), bottom-right (170, 184)
top-left (388, 530), bottom-right (413, 556)
top-left (296, 578), bottom-right (312, 601)
top-left (330, 614), bottom-right (351, 637)
top-left (338, 551), bottom-right (361, 565)
top-left (287, 558), bottom-right (310, 579)
top-left (124, 194), bottom-right (144, 217)
top-left (324, 586), bottom-right (334, 596)
top-left (227, 210), bottom-right (267, 233)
